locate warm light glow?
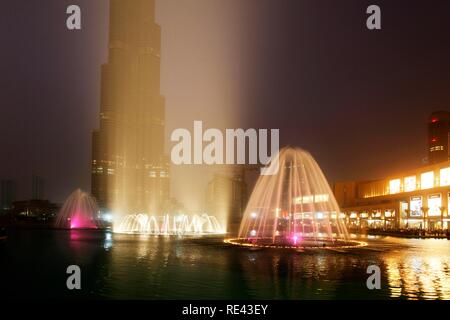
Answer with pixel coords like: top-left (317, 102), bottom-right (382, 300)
top-left (421, 171), bottom-right (434, 189)
top-left (114, 213), bottom-right (224, 235)
top-left (410, 196), bottom-right (423, 217)
top-left (293, 194), bottom-right (329, 204)
top-left (224, 238), bottom-right (368, 249)
top-left (389, 179), bottom-right (401, 194)
top-left (404, 176), bottom-right (416, 192)
top-left (440, 167), bottom-right (450, 186)
top-left (237, 148), bottom-right (349, 246)
top-left (428, 194), bottom-right (442, 217)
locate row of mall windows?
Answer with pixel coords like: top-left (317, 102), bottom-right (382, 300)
top-left (388, 168), bottom-right (450, 194)
top-left (349, 193), bottom-right (449, 218)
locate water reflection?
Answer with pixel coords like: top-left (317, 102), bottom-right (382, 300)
top-left (104, 235), bottom-right (230, 299)
top-left (384, 239), bottom-right (450, 299)
top-left (1, 230), bottom-right (450, 299)
top-left (235, 251), bottom-right (376, 299)
top-left (96, 235), bottom-right (450, 299)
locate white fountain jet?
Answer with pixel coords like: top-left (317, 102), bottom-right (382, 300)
top-left (237, 147), bottom-right (349, 247)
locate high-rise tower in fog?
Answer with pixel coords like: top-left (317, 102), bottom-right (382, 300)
top-left (92, 0), bottom-right (170, 214)
top-left (428, 111), bottom-right (450, 164)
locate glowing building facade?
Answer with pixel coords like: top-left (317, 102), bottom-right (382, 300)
top-left (92, 0), bottom-right (169, 214)
top-left (334, 160), bottom-right (450, 231)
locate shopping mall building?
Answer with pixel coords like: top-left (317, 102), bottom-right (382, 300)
top-left (334, 111), bottom-right (450, 231)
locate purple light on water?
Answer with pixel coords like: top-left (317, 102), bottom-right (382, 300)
top-left (70, 214), bottom-right (98, 229)
top-left (55, 189), bottom-right (102, 230)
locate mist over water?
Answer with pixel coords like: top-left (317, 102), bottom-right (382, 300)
top-left (157, 0), bottom-right (253, 213)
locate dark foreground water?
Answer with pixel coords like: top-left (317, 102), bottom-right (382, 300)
top-left (0, 229), bottom-right (449, 299)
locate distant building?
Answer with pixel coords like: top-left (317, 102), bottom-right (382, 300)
top-left (0, 180), bottom-right (15, 214)
top-left (334, 160), bottom-right (450, 231)
top-left (428, 111), bottom-right (450, 164)
top-left (32, 175), bottom-right (44, 200)
top-left (206, 171), bottom-right (248, 234)
top-left (12, 199), bottom-right (59, 222)
top-left (91, 0), bottom-right (169, 214)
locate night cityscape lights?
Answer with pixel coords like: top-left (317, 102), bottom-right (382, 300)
top-left (2, 0), bottom-right (450, 306)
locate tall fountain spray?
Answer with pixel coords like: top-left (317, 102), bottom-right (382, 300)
top-left (55, 189), bottom-right (103, 229)
top-left (228, 147), bottom-right (363, 248)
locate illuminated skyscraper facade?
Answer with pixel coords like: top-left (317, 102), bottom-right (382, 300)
top-left (92, 0), bottom-right (169, 214)
top-left (429, 111), bottom-right (450, 164)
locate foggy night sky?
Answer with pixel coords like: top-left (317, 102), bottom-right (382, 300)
top-left (1, 0), bottom-right (450, 208)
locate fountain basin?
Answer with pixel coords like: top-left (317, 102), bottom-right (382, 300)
top-left (224, 237), bottom-right (367, 250)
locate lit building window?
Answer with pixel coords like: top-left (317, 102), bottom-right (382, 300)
top-left (314, 194), bottom-right (329, 203)
top-left (440, 167), bottom-right (450, 186)
top-left (410, 196), bottom-right (423, 217)
top-left (389, 179), bottom-right (401, 194)
top-left (421, 171), bottom-right (434, 189)
top-left (293, 194), bottom-right (329, 204)
top-left (428, 194), bottom-right (442, 217)
top-left (430, 146), bottom-right (444, 152)
top-left (404, 176), bottom-right (416, 192)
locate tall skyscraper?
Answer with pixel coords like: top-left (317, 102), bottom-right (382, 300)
top-left (0, 180), bottom-right (15, 214)
top-left (428, 111), bottom-right (450, 164)
top-left (92, 0), bottom-right (170, 214)
top-left (32, 175), bottom-right (44, 200)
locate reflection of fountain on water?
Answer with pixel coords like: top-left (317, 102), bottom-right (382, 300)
top-left (227, 147), bottom-right (365, 249)
top-left (114, 213), bottom-right (224, 235)
top-left (55, 189), bottom-right (103, 229)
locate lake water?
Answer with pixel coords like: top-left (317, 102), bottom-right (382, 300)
top-left (0, 229), bottom-right (449, 299)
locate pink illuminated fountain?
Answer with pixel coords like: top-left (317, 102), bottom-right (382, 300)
top-left (226, 147), bottom-right (366, 249)
top-left (55, 189), bottom-right (103, 229)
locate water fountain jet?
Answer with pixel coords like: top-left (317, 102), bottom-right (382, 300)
top-left (226, 147), bottom-right (367, 249)
top-left (55, 189), bottom-right (103, 229)
top-left (114, 213), bottom-right (225, 235)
